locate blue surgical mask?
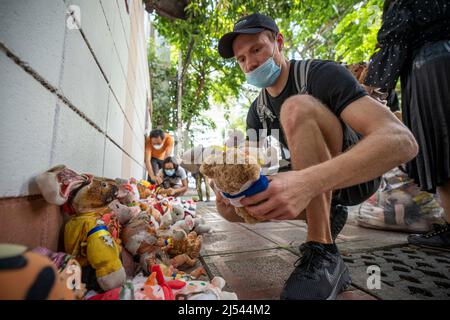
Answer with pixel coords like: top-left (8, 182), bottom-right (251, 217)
top-left (245, 41), bottom-right (281, 88)
top-left (164, 169), bottom-right (175, 176)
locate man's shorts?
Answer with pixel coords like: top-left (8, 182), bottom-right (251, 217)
top-left (335, 122), bottom-right (382, 206)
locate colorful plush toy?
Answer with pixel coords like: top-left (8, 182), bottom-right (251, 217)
top-left (0, 244), bottom-right (75, 300)
top-left (175, 277), bottom-right (238, 300)
top-left (169, 214), bottom-right (211, 235)
top-left (136, 180), bottom-right (154, 199)
top-left (192, 217), bottom-right (211, 234)
top-left (63, 177), bottom-right (126, 292)
top-left (115, 181), bottom-right (138, 204)
top-left (128, 265), bottom-right (237, 300)
top-left (35, 165), bottom-right (92, 207)
top-left (120, 212), bottom-right (159, 265)
top-left (200, 148), bottom-right (269, 223)
top-left (157, 231), bottom-right (202, 260)
top-left (107, 200), bottom-right (140, 225)
top-left (31, 246), bottom-right (88, 298)
top-left (36, 166), bottom-right (126, 292)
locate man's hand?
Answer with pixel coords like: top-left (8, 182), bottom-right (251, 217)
top-left (240, 171), bottom-right (315, 221)
top-left (214, 189), bottom-right (244, 222)
top-left (151, 175), bottom-right (162, 185)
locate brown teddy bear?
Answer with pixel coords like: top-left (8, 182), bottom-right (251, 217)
top-left (200, 148), bottom-right (269, 224)
top-left (157, 231), bottom-right (202, 261)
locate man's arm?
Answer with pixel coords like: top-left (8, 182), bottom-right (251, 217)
top-left (144, 148), bottom-right (156, 179)
top-left (241, 96), bottom-right (417, 220)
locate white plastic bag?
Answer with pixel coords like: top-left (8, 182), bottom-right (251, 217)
top-left (357, 168), bottom-right (444, 232)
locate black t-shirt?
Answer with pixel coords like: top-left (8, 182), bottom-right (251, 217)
top-left (246, 59), bottom-right (367, 148)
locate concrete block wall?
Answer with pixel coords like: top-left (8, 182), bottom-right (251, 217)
top-left (0, 0), bottom-right (152, 249)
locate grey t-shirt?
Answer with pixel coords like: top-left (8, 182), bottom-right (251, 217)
top-left (159, 166), bottom-right (187, 188)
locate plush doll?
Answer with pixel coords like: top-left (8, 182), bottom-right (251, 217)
top-left (107, 200), bottom-right (140, 225)
top-left (36, 166), bottom-right (126, 291)
top-left (30, 247), bottom-right (88, 299)
top-left (181, 199), bottom-right (197, 217)
top-left (174, 276), bottom-right (238, 300)
top-left (129, 266), bottom-right (237, 300)
top-left (160, 210), bottom-right (174, 228)
top-left (35, 165), bottom-right (92, 207)
top-left (169, 214), bottom-right (210, 235)
top-left (131, 266), bottom-right (179, 300)
top-left (115, 181), bottom-right (139, 205)
top-left (192, 217), bottom-right (211, 235)
top-left (0, 244), bottom-right (75, 300)
top-left (120, 212), bottom-right (159, 261)
top-left (63, 176), bottom-right (126, 292)
top-left (136, 180), bottom-right (153, 199)
top-left (120, 210), bottom-right (181, 273)
top-left (171, 214), bottom-right (195, 234)
top-left (171, 203), bottom-right (186, 222)
top-left (200, 148), bottom-right (269, 223)
top-left (157, 231), bottom-right (202, 260)
top-left (170, 253), bottom-right (197, 268)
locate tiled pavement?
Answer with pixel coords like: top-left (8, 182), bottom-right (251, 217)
top-left (193, 201), bottom-right (450, 300)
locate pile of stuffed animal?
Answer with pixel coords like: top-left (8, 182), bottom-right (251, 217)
top-left (19, 164), bottom-right (238, 300)
top-left (2, 143), bottom-right (271, 300)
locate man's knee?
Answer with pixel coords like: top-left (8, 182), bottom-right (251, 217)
top-left (280, 95), bottom-right (320, 134)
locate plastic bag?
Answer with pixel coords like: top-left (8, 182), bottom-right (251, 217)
top-left (357, 167), bottom-right (444, 232)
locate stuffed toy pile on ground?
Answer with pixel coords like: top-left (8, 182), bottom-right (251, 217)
top-left (19, 164), bottom-right (237, 300)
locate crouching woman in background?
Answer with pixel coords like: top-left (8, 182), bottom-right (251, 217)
top-left (158, 157), bottom-right (188, 197)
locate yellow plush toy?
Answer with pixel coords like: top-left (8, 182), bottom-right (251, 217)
top-left (64, 177), bottom-right (126, 292)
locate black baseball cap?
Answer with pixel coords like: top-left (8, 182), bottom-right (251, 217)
top-left (218, 13), bottom-right (279, 59)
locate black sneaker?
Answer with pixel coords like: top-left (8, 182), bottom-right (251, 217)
top-left (408, 223), bottom-right (450, 249)
top-left (280, 242), bottom-right (351, 300)
top-left (330, 204), bottom-right (348, 242)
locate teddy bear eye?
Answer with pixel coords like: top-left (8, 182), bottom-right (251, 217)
top-left (101, 182), bottom-right (107, 188)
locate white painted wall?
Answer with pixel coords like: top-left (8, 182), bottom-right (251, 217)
top-left (0, 0), bottom-right (151, 197)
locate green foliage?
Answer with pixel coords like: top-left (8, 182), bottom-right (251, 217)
top-left (149, 0), bottom-right (383, 141)
top-left (148, 38), bottom-right (177, 130)
top-left (334, 0), bottom-right (383, 63)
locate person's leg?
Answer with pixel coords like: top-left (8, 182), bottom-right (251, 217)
top-left (150, 158), bottom-right (159, 177)
top-left (279, 94), bottom-right (353, 300)
top-left (279, 94), bottom-right (344, 244)
top-left (407, 179), bottom-right (450, 248)
top-left (195, 173), bottom-right (203, 201)
top-left (147, 158), bottom-right (157, 183)
top-left (204, 175), bottom-right (211, 202)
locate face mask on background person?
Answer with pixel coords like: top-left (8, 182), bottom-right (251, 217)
top-left (164, 169), bottom-right (175, 176)
top-left (153, 144), bottom-right (163, 150)
top-left (245, 40), bottom-right (281, 88)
